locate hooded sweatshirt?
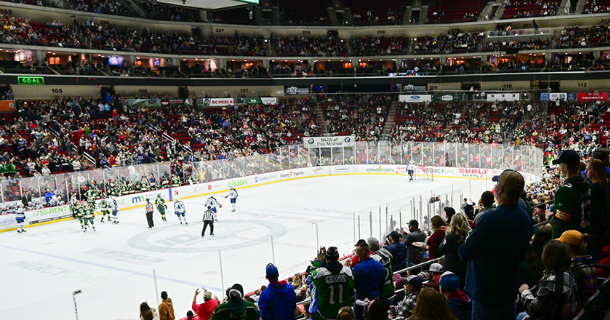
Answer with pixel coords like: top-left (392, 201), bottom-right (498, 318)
top-left (258, 281), bottom-right (297, 320)
top-left (159, 298), bottom-right (175, 320)
top-left (445, 291), bottom-right (472, 320)
top-left (210, 299), bottom-right (259, 320)
top-left (193, 299), bottom-right (219, 320)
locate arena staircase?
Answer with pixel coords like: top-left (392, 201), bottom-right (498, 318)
top-left (493, 1), bottom-right (507, 20)
top-left (575, 0), bottom-right (587, 14)
top-left (557, 0), bottom-right (571, 14)
top-left (314, 104), bottom-right (328, 134)
top-left (120, 0), bottom-right (146, 18)
top-left (380, 102), bottom-right (398, 139)
top-left (146, 122), bottom-right (193, 155)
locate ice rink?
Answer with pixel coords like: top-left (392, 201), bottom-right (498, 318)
top-left (0, 174), bottom-right (492, 320)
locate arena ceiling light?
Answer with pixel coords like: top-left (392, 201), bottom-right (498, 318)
top-left (154, 0), bottom-right (255, 9)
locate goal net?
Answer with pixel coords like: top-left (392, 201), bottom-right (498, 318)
top-left (413, 166), bottom-right (433, 181)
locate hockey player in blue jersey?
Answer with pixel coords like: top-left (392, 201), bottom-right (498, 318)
top-left (223, 187), bottom-right (239, 212)
top-left (110, 196), bottom-right (119, 224)
top-left (407, 161), bottom-right (414, 181)
top-left (15, 203), bottom-right (26, 233)
top-left (174, 197), bottom-right (187, 225)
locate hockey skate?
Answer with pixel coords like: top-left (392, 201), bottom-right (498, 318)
top-left (180, 221), bottom-right (183, 224)
top-left (185, 222), bottom-right (188, 225)
top-left (232, 209), bottom-right (235, 212)
top-left (17, 229), bottom-right (22, 233)
top-left (21, 229), bottom-right (26, 232)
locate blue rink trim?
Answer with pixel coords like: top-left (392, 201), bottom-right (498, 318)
top-left (0, 244), bottom-right (222, 291)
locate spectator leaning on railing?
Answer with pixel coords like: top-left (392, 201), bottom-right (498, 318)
top-left (458, 169), bottom-right (533, 320)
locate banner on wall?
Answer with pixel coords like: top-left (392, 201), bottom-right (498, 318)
top-left (201, 98), bottom-right (235, 107)
top-left (399, 95), bottom-right (432, 103)
top-left (577, 92), bottom-right (608, 101)
top-left (432, 94), bottom-right (463, 102)
top-left (302, 136), bottom-right (356, 148)
top-left (567, 93), bottom-right (577, 101)
top-left (487, 93), bottom-right (520, 102)
top-left (261, 97), bottom-right (278, 105)
top-left (25, 204), bottom-right (73, 224)
top-left (0, 213), bottom-right (16, 231)
top-left (540, 93), bottom-right (567, 101)
top-left (123, 99), bottom-right (162, 110)
top-left (285, 86), bottom-right (310, 95)
top-left (0, 100), bottom-right (16, 113)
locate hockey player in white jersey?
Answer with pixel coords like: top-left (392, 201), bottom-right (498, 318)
top-left (110, 196), bottom-right (119, 224)
top-left (15, 204), bottom-right (26, 233)
top-left (204, 193), bottom-right (222, 213)
top-left (174, 197), bottom-right (187, 225)
top-left (223, 187), bottom-right (238, 212)
top-left (407, 161), bottom-right (414, 181)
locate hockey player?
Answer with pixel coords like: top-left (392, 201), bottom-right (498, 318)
top-left (171, 175), bottom-right (181, 187)
top-left (139, 178), bottom-right (150, 192)
top-left (204, 193), bottom-right (222, 213)
top-left (155, 194), bottom-right (168, 222)
top-left (223, 187), bottom-right (239, 212)
top-left (174, 197), bottom-right (187, 225)
top-left (83, 201), bottom-right (96, 232)
top-left (307, 247), bottom-right (354, 319)
top-left (15, 203), bottom-right (26, 233)
top-left (76, 202), bottom-right (85, 230)
top-left (110, 196), bottom-right (119, 224)
top-left (407, 161), bottom-right (414, 181)
top-left (100, 198), bottom-right (111, 222)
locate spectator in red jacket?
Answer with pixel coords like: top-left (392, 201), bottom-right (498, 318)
top-left (427, 215), bottom-right (445, 260)
top-left (192, 288), bottom-right (219, 320)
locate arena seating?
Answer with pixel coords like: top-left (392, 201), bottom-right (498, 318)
top-left (279, 0), bottom-right (332, 25)
top-left (342, 0), bottom-right (406, 25)
top-left (501, 0), bottom-right (560, 19)
top-left (425, 0), bottom-right (488, 23)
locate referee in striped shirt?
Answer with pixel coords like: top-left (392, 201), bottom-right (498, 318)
top-left (202, 206), bottom-right (215, 237)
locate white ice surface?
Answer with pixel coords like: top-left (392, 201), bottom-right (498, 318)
top-left (0, 175), bottom-right (491, 320)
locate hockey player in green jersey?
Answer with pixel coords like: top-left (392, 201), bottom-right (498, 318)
top-left (155, 194), bottom-right (168, 222)
top-left (75, 202), bottom-right (85, 230)
top-left (100, 198), bottom-right (110, 222)
top-left (138, 178), bottom-right (149, 192)
top-left (308, 247), bottom-right (355, 320)
top-left (83, 202), bottom-right (96, 232)
top-left (172, 175), bottom-right (181, 187)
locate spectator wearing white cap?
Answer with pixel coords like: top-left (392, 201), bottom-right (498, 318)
top-left (423, 263), bottom-right (444, 291)
top-left (192, 288), bottom-right (219, 320)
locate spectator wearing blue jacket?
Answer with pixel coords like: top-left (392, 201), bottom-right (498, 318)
top-left (258, 263), bottom-right (297, 320)
top-left (458, 170), bottom-right (533, 320)
top-left (385, 231), bottom-right (407, 274)
top-left (352, 240), bottom-right (386, 320)
top-left (44, 189), bottom-right (54, 204)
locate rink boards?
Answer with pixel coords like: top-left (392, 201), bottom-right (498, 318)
top-left (0, 164), bottom-right (541, 232)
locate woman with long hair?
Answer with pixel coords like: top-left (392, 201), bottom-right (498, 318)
top-left (585, 158), bottom-right (609, 259)
top-left (409, 287), bottom-right (458, 320)
top-left (438, 213), bottom-right (471, 289)
top-left (426, 215), bottom-right (445, 260)
top-left (139, 301), bottom-right (158, 320)
top-left (517, 240), bottom-right (580, 320)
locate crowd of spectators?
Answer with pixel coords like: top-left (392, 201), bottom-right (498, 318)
top-left (350, 36), bottom-right (408, 56)
top-left (557, 25), bottom-right (610, 49)
top-left (583, 0), bottom-right (610, 14)
top-left (272, 35), bottom-right (346, 57)
top-left (320, 94), bottom-right (392, 140)
top-left (502, 0), bottom-right (560, 18)
top-left (136, 1), bottom-right (202, 22)
top-left (68, 0), bottom-right (132, 17)
top-left (484, 38), bottom-right (549, 51)
top-left (413, 29), bottom-right (484, 55)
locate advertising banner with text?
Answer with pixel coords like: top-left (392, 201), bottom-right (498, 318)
top-left (399, 95), bottom-right (432, 103)
top-left (302, 136), bottom-right (356, 148)
top-left (0, 213), bottom-right (16, 231)
top-left (577, 92), bottom-right (608, 101)
top-left (25, 204), bottom-right (73, 224)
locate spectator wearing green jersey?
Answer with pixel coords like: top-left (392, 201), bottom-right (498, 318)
top-left (546, 150), bottom-right (591, 239)
top-left (308, 246), bottom-right (355, 320)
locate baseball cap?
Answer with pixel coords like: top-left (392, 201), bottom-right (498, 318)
top-left (389, 231), bottom-right (402, 241)
top-left (492, 169), bottom-right (525, 196)
top-left (203, 291), bottom-right (212, 299)
top-left (355, 239), bottom-right (367, 247)
top-left (429, 263), bottom-right (443, 273)
top-left (439, 271), bottom-right (460, 292)
top-left (265, 263), bottom-right (279, 279)
top-left (406, 275), bottom-right (423, 289)
top-left (408, 219), bottom-right (419, 227)
top-left (559, 230), bottom-right (585, 246)
top-left (552, 150), bottom-right (580, 165)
